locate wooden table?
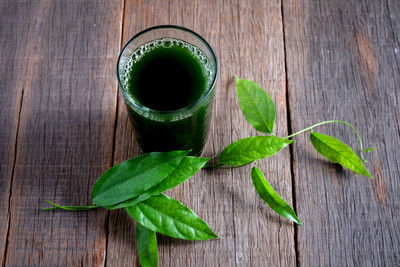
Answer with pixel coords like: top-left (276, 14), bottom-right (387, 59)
top-left (1, 0), bottom-right (399, 266)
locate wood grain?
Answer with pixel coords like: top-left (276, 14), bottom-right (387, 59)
top-left (107, 0), bottom-right (296, 266)
top-left (105, 0), bottom-right (169, 265)
top-left (2, 0), bottom-right (123, 266)
top-left (2, 0), bottom-right (398, 266)
top-left (0, 1), bottom-right (25, 264)
top-left (283, 0), bottom-right (400, 265)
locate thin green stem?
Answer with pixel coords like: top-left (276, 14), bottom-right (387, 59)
top-left (207, 161), bottom-right (255, 169)
top-left (43, 200), bottom-right (99, 211)
top-left (42, 207), bottom-right (61, 211)
top-left (205, 163), bottom-right (223, 168)
top-left (284, 120), bottom-right (366, 161)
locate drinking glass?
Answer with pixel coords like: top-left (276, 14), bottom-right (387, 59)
top-left (117, 25), bottom-right (218, 155)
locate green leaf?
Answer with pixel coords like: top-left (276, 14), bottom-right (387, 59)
top-left (107, 157), bottom-right (210, 210)
top-left (136, 223), bottom-right (158, 267)
top-left (236, 77), bottom-right (276, 133)
top-left (251, 167), bottom-right (302, 225)
top-left (126, 194), bottom-right (219, 240)
top-left (91, 151), bottom-right (187, 207)
top-left (310, 132), bottom-right (372, 178)
top-left (219, 136), bottom-right (293, 166)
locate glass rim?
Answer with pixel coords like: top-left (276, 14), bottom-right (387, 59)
top-left (116, 25), bottom-right (218, 115)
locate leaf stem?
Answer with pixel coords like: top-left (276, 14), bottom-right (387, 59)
top-left (284, 120), bottom-right (366, 161)
top-left (207, 161), bottom-right (255, 169)
top-left (205, 163), bottom-right (223, 168)
top-left (43, 200), bottom-right (98, 211)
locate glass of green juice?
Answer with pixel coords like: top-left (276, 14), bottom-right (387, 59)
top-left (117, 25), bottom-right (218, 155)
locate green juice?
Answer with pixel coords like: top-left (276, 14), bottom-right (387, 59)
top-left (120, 38), bottom-right (215, 155)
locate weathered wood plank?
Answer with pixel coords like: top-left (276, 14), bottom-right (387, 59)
top-left (107, 0), bottom-right (295, 266)
top-left (232, 0), bottom-right (296, 265)
top-left (283, 0), bottom-right (400, 265)
top-left (157, 2), bottom-right (200, 267)
top-left (3, 1), bottom-right (123, 266)
top-left (0, 2), bottom-right (25, 264)
top-left (105, 0), bottom-right (169, 265)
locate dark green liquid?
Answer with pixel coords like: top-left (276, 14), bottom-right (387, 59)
top-left (123, 40), bottom-right (215, 155)
top-left (127, 43), bottom-right (207, 111)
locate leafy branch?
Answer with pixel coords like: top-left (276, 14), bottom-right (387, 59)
top-left (43, 78), bottom-right (375, 267)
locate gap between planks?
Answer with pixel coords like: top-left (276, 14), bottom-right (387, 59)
top-left (103, 0), bottom-right (127, 266)
top-left (280, 0), bottom-right (300, 266)
top-left (2, 84), bottom-right (25, 267)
